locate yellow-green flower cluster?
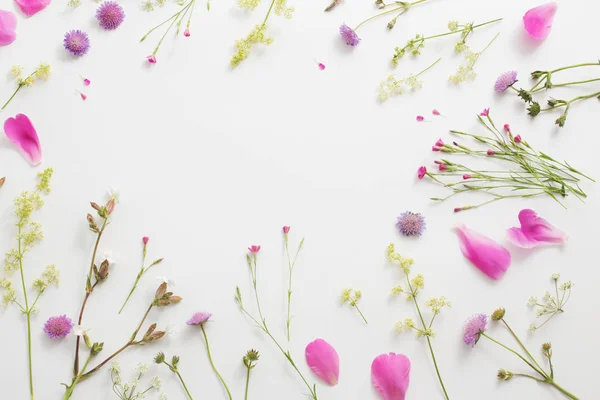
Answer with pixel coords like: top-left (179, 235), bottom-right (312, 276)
top-left (231, 25), bottom-right (273, 68)
top-left (274, 0), bottom-right (294, 18)
top-left (377, 74), bottom-right (423, 102)
top-left (424, 296), bottom-right (451, 314)
top-left (394, 318), bottom-right (415, 332)
top-left (340, 288), bottom-right (361, 306)
top-left (0, 278), bottom-right (16, 307)
top-left (11, 63), bottom-right (51, 88)
top-left (387, 243), bottom-right (414, 274)
top-left (237, 0), bottom-right (261, 10)
top-left (449, 49), bottom-right (479, 83)
top-left (32, 265), bottom-right (60, 294)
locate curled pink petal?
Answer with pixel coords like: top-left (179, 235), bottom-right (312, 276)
top-left (305, 339), bottom-right (339, 386)
top-left (371, 353), bottom-right (410, 400)
top-left (4, 113), bottom-right (42, 165)
top-left (523, 2), bottom-right (557, 40)
top-left (455, 225), bottom-right (511, 280)
top-left (506, 209), bottom-right (567, 249)
top-left (0, 10), bottom-right (17, 46)
top-left (14, 0), bottom-right (51, 17)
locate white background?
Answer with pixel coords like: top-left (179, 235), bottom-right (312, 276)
top-left (0, 0), bottom-right (598, 399)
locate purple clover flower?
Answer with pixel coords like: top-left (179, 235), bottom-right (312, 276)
top-left (96, 1), bottom-right (125, 31)
top-left (44, 315), bottom-right (74, 339)
top-left (463, 314), bottom-right (488, 347)
top-left (187, 312), bottom-right (212, 325)
top-left (396, 212), bottom-right (426, 236)
top-left (494, 71), bottom-right (518, 92)
top-left (64, 30), bottom-right (90, 57)
top-left (339, 24), bottom-right (360, 46)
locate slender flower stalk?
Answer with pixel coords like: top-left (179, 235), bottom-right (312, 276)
top-left (448, 32), bottom-right (500, 84)
top-left (155, 352), bottom-right (194, 399)
top-left (527, 273), bottom-right (573, 332)
top-left (235, 247), bottom-right (319, 400)
top-left (2, 63), bottom-right (51, 110)
top-left (283, 226), bottom-right (304, 341)
top-left (353, 0), bottom-right (428, 33)
top-left (109, 362), bottom-right (165, 400)
top-left (341, 288), bottom-right (368, 324)
top-left (243, 350), bottom-right (260, 400)
top-left (388, 244), bottom-right (451, 400)
top-left (1, 169), bottom-right (56, 400)
top-left (378, 58), bottom-right (440, 102)
top-left (118, 237), bottom-right (164, 314)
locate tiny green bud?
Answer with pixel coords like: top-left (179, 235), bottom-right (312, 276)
top-left (491, 307), bottom-right (505, 321)
top-left (387, 18), bottom-right (397, 30)
top-left (555, 115), bottom-right (566, 127)
top-left (154, 352), bottom-right (166, 364)
top-left (542, 342), bottom-right (552, 351)
top-left (527, 102), bottom-right (541, 117)
top-left (172, 355), bottom-right (180, 368)
top-left (83, 332), bottom-right (92, 349)
top-left (497, 369), bottom-right (513, 380)
top-left (91, 342), bottom-right (104, 356)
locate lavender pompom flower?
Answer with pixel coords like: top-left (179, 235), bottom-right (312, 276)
top-left (96, 1), bottom-right (125, 30)
top-left (494, 71), bottom-right (517, 92)
top-left (187, 312), bottom-right (212, 325)
top-left (396, 211), bottom-right (426, 236)
top-left (463, 313), bottom-right (487, 347)
top-left (44, 315), bottom-right (74, 339)
top-left (339, 24), bottom-right (360, 46)
top-left (64, 30), bottom-right (90, 57)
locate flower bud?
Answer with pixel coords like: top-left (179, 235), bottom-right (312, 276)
top-left (91, 342), bottom-right (104, 356)
top-left (518, 89), bottom-right (532, 103)
top-left (144, 323), bottom-right (157, 339)
top-left (491, 307), bottom-right (505, 321)
top-left (527, 102), bottom-right (541, 117)
top-left (106, 198), bottom-right (115, 215)
top-left (90, 202), bottom-right (102, 211)
top-left (0, 177), bottom-right (5, 188)
top-left (387, 18), bottom-right (397, 30)
top-left (98, 260), bottom-right (110, 280)
top-left (145, 331), bottom-right (166, 343)
top-left (497, 369), bottom-right (513, 380)
top-left (542, 342), bottom-right (552, 351)
top-left (154, 352), bottom-right (165, 364)
top-left (168, 295), bottom-right (182, 304)
top-left (155, 282), bottom-right (167, 300)
top-left (83, 332), bottom-right (92, 349)
top-left (555, 115), bottom-right (566, 127)
top-left (172, 355), bottom-right (180, 368)
top-left (87, 213), bottom-right (99, 232)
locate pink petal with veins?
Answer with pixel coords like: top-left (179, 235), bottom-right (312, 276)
top-left (4, 114), bottom-right (42, 165)
top-left (305, 339), bottom-right (339, 386)
top-left (455, 225), bottom-right (511, 280)
top-left (523, 2), bottom-right (557, 40)
top-left (506, 209), bottom-right (567, 248)
top-left (371, 353), bottom-right (410, 400)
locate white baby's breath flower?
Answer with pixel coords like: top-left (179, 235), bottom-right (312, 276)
top-left (551, 272), bottom-right (560, 280)
top-left (107, 188), bottom-right (121, 203)
top-left (527, 296), bottom-right (538, 306)
top-left (136, 363), bottom-right (149, 373)
top-left (151, 376), bottom-right (162, 390)
top-left (110, 360), bottom-right (121, 373)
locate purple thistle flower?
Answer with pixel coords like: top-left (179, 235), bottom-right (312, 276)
top-left (64, 30), bottom-right (90, 57)
top-left (339, 24), bottom-right (360, 46)
top-left (44, 315), bottom-right (74, 339)
top-left (96, 1), bottom-right (125, 31)
top-left (396, 212), bottom-right (426, 236)
top-left (187, 312), bottom-right (212, 325)
top-left (463, 313), bottom-right (488, 347)
top-left (494, 71), bottom-right (518, 92)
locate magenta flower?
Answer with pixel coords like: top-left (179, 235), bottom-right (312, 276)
top-left (64, 30), bottom-right (90, 57)
top-left (463, 314), bottom-right (487, 347)
top-left (83, 78), bottom-right (91, 86)
top-left (305, 339), bottom-right (340, 386)
top-left (523, 2), bottom-right (557, 40)
top-left (248, 245), bottom-right (261, 254)
top-left (396, 212), bottom-right (425, 237)
top-left (184, 28), bottom-right (190, 37)
top-left (187, 312), bottom-right (212, 325)
top-left (435, 138), bottom-right (444, 147)
top-left (437, 162), bottom-right (447, 171)
top-left (455, 225), bottom-right (511, 280)
top-left (79, 92), bottom-right (87, 101)
top-left (506, 209), bottom-right (567, 249)
top-left (0, 10), bottom-right (17, 46)
top-left (15, 0), bottom-right (51, 17)
top-left (282, 226), bottom-right (290, 234)
top-left (494, 71), bottom-right (517, 92)
top-left (463, 174), bottom-right (472, 180)
top-left (96, 1), bottom-right (125, 31)
top-left (4, 113), bottom-right (42, 165)
top-left (147, 55), bottom-right (157, 63)
top-left (432, 109), bottom-right (441, 116)
top-left (339, 24), bottom-right (360, 46)
top-left (503, 124), bottom-right (510, 133)
top-left (514, 134), bottom-right (522, 143)
top-left (432, 146), bottom-right (441, 152)
top-left (143, 236), bottom-right (149, 245)
top-left (44, 315), bottom-right (74, 339)
top-left (417, 166), bottom-right (427, 180)
top-left (416, 115), bottom-right (424, 122)
top-left (479, 108), bottom-right (490, 117)
top-left (318, 63), bottom-right (326, 71)
top-left (371, 353), bottom-right (411, 400)
top-left (486, 149), bottom-right (496, 156)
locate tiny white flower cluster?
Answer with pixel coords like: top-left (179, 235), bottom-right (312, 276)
top-left (110, 361), bottom-right (166, 400)
top-left (527, 273), bottom-right (573, 331)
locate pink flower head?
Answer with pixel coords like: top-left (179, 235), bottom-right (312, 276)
top-left (64, 30), bottom-right (90, 57)
top-left (305, 339), bottom-right (339, 386)
top-left (523, 2), bottom-right (558, 40)
top-left (96, 1), bottom-right (125, 30)
top-left (438, 163), bottom-right (447, 172)
top-left (282, 226), bottom-right (290, 234)
top-left (455, 225), bottom-right (511, 280)
top-left (435, 138), bottom-right (444, 147)
top-left (432, 109), bottom-right (441, 116)
top-left (143, 236), bottom-right (149, 245)
top-left (463, 314), bottom-right (488, 347)
top-left (83, 78), bottom-right (91, 86)
top-left (417, 166), bottom-right (427, 180)
top-left (462, 174), bottom-right (472, 180)
top-left (479, 108), bottom-right (490, 117)
top-left (514, 134), bottom-right (522, 143)
top-left (432, 146), bottom-right (441, 152)
top-left (494, 71), bottom-right (518, 92)
top-left (506, 209), bottom-right (567, 249)
top-left (318, 63), bottom-right (326, 71)
top-left (416, 115), bottom-right (424, 122)
top-left (4, 113), bottom-right (42, 165)
top-left (187, 312), bottom-right (212, 325)
top-left (248, 245), bottom-right (261, 254)
top-left (339, 24), bottom-right (360, 46)
top-left (184, 28), bottom-right (190, 37)
top-left (503, 124), bottom-right (510, 133)
top-left (79, 92), bottom-right (87, 101)
top-left (487, 150), bottom-right (496, 156)
top-left (0, 10), bottom-right (17, 46)
top-left (44, 315), bottom-right (74, 339)
top-left (15, 0), bottom-right (51, 17)
top-left (147, 55), bottom-right (157, 64)
top-left (371, 353), bottom-right (411, 400)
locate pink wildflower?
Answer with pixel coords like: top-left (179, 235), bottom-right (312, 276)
top-left (184, 29), bottom-right (190, 37)
top-left (248, 245), bottom-right (261, 254)
top-left (514, 135), bottom-right (522, 143)
top-left (480, 108), bottom-right (490, 117)
top-left (432, 109), bottom-right (441, 116)
top-left (503, 124), bottom-right (510, 133)
top-left (463, 174), bottom-right (472, 180)
top-left (147, 55), bottom-right (157, 63)
top-left (487, 150), bottom-right (496, 156)
top-left (283, 226), bottom-right (290, 234)
top-left (416, 115), bottom-right (424, 122)
top-left (435, 138), bottom-right (444, 147)
top-left (143, 236), bottom-right (149, 245)
top-left (417, 166), bottom-right (427, 180)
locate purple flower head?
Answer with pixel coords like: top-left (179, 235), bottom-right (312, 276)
top-left (463, 313), bottom-right (488, 347)
top-left (339, 24), bottom-right (360, 46)
top-left (64, 30), bottom-right (90, 57)
top-left (96, 1), bottom-right (125, 31)
top-left (494, 71), bottom-right (518, 92)
top-left (44, 315), bottom-right (74, 339)
top-left (187, 312), bottom-right (212, 326)
top-left (396, 212), bottom-right (426, 237)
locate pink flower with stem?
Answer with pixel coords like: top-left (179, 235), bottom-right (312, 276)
top-left (435, 138), bottom-right (444, 147)
top-left (462, 313), bottom-right (487, 347)
top-left (143, 236), bottom-right (150, 245)
top-left (480, 108), bottom-right (490, 117)
top-left (432, 146), bottom-right (441, 152)
top-left (463, 174), bottom-right (472, 180)
top-left (514, 134), bottom-right (522, 143)
top-left (184, 28), bottom-right (190, 37)
top-left (76, 90), bottom-right (87, 101)
top-left (248, 245), bottom-right (260, 254)
top-left (438, 163), bottom-right (448, 171)
top-left (503, 124), bottom-right (510, 133)
top-left (147, 55), bottom-right (157, 64)
top-left (417, 166), bottom-right (427, 180)
top-left (487, 149), bottom-right (496, 156)
top-left (282, 226), bottom-right (290, 234)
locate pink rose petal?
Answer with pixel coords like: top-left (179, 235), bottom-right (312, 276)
top-left (4, 113), bottom-right (42, 165)
top-left (305, 339), bottom-right (339, 386)
top-left (371, 353), bottom-right (410, 400)
top-left (14, 0), bottom-right (51, 17)
top-left (455, 225), bottom-right (511, 280)
top-left (523, 2), bottom-right (557, 40)
top-left (0, 10), bottom-right (17, 46)
top-left (506, 209), bottom-right (567, 249)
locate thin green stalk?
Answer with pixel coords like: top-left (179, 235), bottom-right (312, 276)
top-left (201, 325), bottom-right (232, 400)
top-left (355, 0), bottom-right (426, 31)
top-left (2, 85), bottom-right (23, 110)
top-left (163, 362), bottom-right (194, 400)
top-left (481, 333), bottom-right (546, 378)
top-left (501, 319), bottom-right (547, 375)
top-left (551, 62), bottom-right (600, 74)
top-left (549, 381), bottom-right (579, 400)
top-left (262, 0), bottom-right (276, 26)
top-left (513, 373), bottom-right (546, 382)
top-left (417, 58), bottom-right (442, 76)
top-left (354, 304), bottom-right (368, 324)
top-left (244, 366), bottom-right (251, 400)
top-left (531, 77), bottom-right (600, 93)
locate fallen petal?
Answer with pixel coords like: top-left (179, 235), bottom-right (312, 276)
top-left (455, 225), bottom-right (511, 280)
top-left (4, 114), bottom-right (42, 165)
top-left (506, 209), bottom-right (567, 248)
top-left (0, 10), bottom-right (17, 46)
top-left (14, 0), bottom-right (51, 17)
top-left (371, 353), bottom-right (410, 400)
top-left (523, 2), bottom-right (557, 40)
top-left (305, 339), bottom-right (339, 386)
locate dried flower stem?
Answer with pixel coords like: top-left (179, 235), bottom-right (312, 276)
top-left (284, 235), bottom-right (304, 341)
top-left (354, 0), bottom-right (427, 32)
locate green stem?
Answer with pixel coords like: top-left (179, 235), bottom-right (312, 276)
top-left (244, 366), bottom-right (251, 400)
top-left (531, 77), bottom-right (600, 93)
top-left (551, 62), bottom-right (600, 74)
top-left (118, 270), bottom-right (143, 314)
top-left (285, 240), bottom-right (293, 341)
top-left (262, 0), bottom-right (276, 26)
top-left (2, 84), bottom-right (23, 110)
top-left (201, 325), bottom-right (232, 400)
top-left (416, 58), bottom-right (442, 76)
top-left (549, 380), bottom-right (579, 399)
top-left (513, 373), bottom-right (546, 382)
top-left (354, 304), bottom-right (368, 324)
top-left (164, 363), bottom-right (194, 400)
top-left (481, 333), bottom-right (546, 378)
top-left (16, 223), bottom-right (34, 400)
top-left (355, 0), bottom-right (426, 31)
top-left (501, 319), bottom-right (547, 376)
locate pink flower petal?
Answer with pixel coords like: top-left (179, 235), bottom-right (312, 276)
top-left (305, 339), bottom-right (339, 386)
top-left (523, 2), bottom-right (557, 40)
top-left (14, 0), bottom-right (51, 17)
top-left (455, 225), bottom-right (511, 280)
top-left (0, 10), bottom-right (17, 46)
top-left (4, 114), bottom-right (42, 165)
top-left (506, 209), bottom-right (567, 249)
top-left (371, 353), bottom-right (410, 400)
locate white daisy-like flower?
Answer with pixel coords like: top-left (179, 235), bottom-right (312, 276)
top-left (107, 188), bottom-right (121, 203)
top-left (156, 276), bottom-right (175, 287)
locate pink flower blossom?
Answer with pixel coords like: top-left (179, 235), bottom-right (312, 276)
top-left (506, 209), bottom-right (567, 248)
top-left (79, 92), bottom-right (87, 101)
top-left (435, 138), bottom-right (444, 147)
top-left (318, 63), bottom-right (326, 70)
top-left (479, 108), bottom-right (490, 117)
top-left (417, 166), bottom-right (427, 180)
top-left (248, 245), bottom-right (261, 254)
top-left (83, 78), bottom-right (91, 86)
top-left (371, 353), bottom-right (411, 400)
top-left (432, 146), bottom-right (441, 152)
top-left (463, 174), bottom-right (472, 180)
top-left (15, 0), bottom-right (51, 17)
top-left (455, 225), bottom-right (511, 280)
top-left (463, 314), bottom-right (487, 347)
top-left (487, 150), bottom-right (496, 156)
top-left (305, 339), bottom-right (339, 386)
top-left (282, 226), bottom-right (290, 234)
top-left (0, 10), bottom-right (17, 46)
top-left (523, 2), bottom-right (557, 40)
top-left (4, 113), bottom-right (42, 165)
top-left (184, 28), bottom-right (190, 37)
top-left (438, 163), bottom-right (447, 171)
top-left (416, 115), bottom-right (424, 122)
top-left (514, 134), bottom-right (522, 143)
top-left (44, 315), bottom-right (74, 339)
top-left (187, 312), bottom-right (212, 325)
top-left (147, 55), bottom-right (157, 63)
top-left (143, 236), bottom-right (149, 245)
top-left (503, 124), bottom-right (510, 133)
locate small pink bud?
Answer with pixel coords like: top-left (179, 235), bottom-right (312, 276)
top-left (454, 207), bottom-right (462, 213)
top-left (83, 78), bottom-right (91, 86)
top-left (435, 138), bottom-right (444, 147)
top-left (79, 92), bottom-right (87, 100)
top-left (487, 150), bottom-right (496, 156)
top-left (432, 146), bottom-right (441, 152)
top-left (248, 245), bottom-right (261, 254)
top-left (463, 174), bottom-right (472, 180)
top-left (416, 115), bottom-right (425, 122)
top-left (432, 109), bottom-right (441, 116)
top-left (434, 160), bottom-right (442, 165)
top-left (480, 108), bottom-right (490, 117)
top-left (184, 29), bottom-right (191, 37)
top-left (143, 236), bottom-right (150, 245)
top-left (503, 124), bottom-right (510, 133)
top-left (438, 163), bottom-right (448, 171)
top-left (318, 63), bottom-right (326, 70)
top-left (514, 134), bottom-right (522, 143)
top-left (283, 226), bottom-right (290, 234)
top-left (147, 55), bottom-right (157, 64)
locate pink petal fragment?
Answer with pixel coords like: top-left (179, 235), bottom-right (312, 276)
top-left (14, 0), bottom-right (51, 17)
top-left (455, 225), bottom-right (511, 280)
top-left (0, 10), bottom-right (17, 46)
top-left (4, 114), bottom-right (42, 165)
top-left (371, 353), bottom-right (410, 400)
top-left (523, 2), bottom-right (557, 40)
top-left (305, 339), bottom-right (339, 386)
top-left (506, 209), bottom-right (567, 249)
